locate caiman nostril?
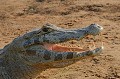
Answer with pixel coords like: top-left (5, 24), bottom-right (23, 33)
top-left (42, 28), bottom-right (49, 32)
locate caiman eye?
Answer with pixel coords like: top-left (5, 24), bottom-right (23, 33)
top-left (42, 27), bottom-right (54, 33)
top-left (42, 28), bottom-right (49, 32)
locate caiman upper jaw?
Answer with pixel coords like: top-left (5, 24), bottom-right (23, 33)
top-left (23, 23), bottom-right (103, 48)
top-left (40, 23), bottom-right (103, 44)
top-left (86, 23), bottom-right (103, 36)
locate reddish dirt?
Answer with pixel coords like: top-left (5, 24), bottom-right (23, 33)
top-left (0, 0), bottom-right (120, 79)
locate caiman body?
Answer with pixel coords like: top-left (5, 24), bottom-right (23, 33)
top-left (0, 23), bottom-right (103, 79)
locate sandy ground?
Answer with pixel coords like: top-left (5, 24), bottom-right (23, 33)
top-left (0, 0), bottom-right (120, 79)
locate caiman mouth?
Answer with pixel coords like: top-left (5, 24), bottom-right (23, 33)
top-left (21, 24), bottom-right (104, 64)
top-left (39, 23), bottom-right (104, 53)
top-left (43, 34), bottom-right (103, 53)
top-left (23, 23), bottom-right (104, 55)
top-left (43, 43), bottom-right (86, 52)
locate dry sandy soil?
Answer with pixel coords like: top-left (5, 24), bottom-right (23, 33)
top-left (0, 0), bottom-right (120, 79)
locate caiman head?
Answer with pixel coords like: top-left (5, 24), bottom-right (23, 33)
top-left (3, 23), bottom-right (103, 65)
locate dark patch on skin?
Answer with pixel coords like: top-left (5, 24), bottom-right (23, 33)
top-left (77, 52), bottom-right (87, 57)
top-left (0, 50), bottom-right (4, 63)
top-left (43, 36), bottom-right (51, 43)
top-left (34, 38), bottom-right (40, 44)
top-left (43, 50), bottom-right (51, 60)
top-left (23, 41), bottom-right (32, 47)
top-left (54, 54), bottom-right (62, 61)
top-left (95, 48), bottom-right (100, 52)
top-left (85, 51), bottom-right (93, 56)
top-left (0, 50), bottom-right (4, 54)
top-left (66, 52), bottom-right (73, 59)
top-left (77, 53), bottom-right (83, 57)
top-left (77, 50), bottom-right (94, 58)
top-left (26, 50), bottom-right (36, 56)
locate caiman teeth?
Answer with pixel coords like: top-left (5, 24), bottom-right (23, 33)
top-left (93, 36), bottom-right (96, 42)
top-left (76, 38), bottom-right (81, 41)
top-left (51, 44), bottom-right (85, 52)
top-left (80, 39), bottom-right (84, 44)
top-left (100, 26), bottom-right (103, 30)
top-left (43, 30), bottom-right (104, 53)
top-left (101, 42), bottom-right (104, 49)
top-left (88, 42), bottom-right (96, 50)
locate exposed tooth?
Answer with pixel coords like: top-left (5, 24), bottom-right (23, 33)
top-left (101, 46), bottom-right (104, 49)
top-left (88, 41), bottom-right (96, 50)
top-left (89, 45), bottom-right (92, 50)
top-left (76, 38), bottom-right (80, 41)
top-left (100, 32), bottom-right (103, 42)
top-left (101, 42), bottom-right (104, 49)
top-left (70, 49), bottom-right (73, 52)
top-left (80, 39), bottom-right (84, 44)
top-left (102, 42), bottom-right (104, 46)
top-left (93, 36), bottom-right (96, 42)
top-left (100, 26), bottom-right (103, 30)
top-left (92, 42), bottom-right (96, 49)
top-left (100, 32), bottom-right (104, 49)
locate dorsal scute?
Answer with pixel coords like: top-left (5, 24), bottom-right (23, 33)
top-left (42, 23), bottom-right (64, 31)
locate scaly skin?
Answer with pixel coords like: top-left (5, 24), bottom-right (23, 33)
top-left (0, 23), bottom-right (103, 79)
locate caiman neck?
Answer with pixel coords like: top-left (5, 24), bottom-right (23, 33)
top-left (0, 49), bottom-right (5, 65)
top-left (0, 51), bottom-right (43, 79)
